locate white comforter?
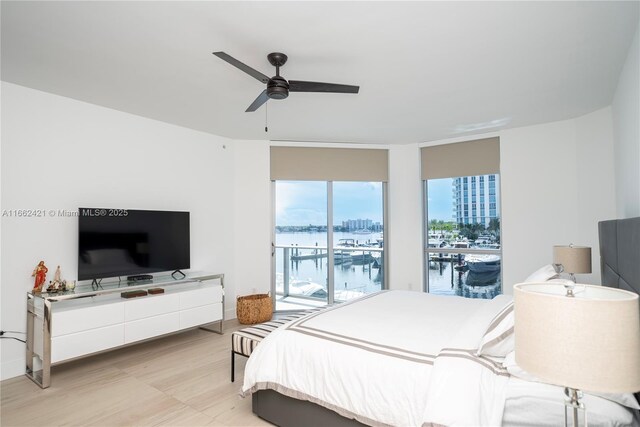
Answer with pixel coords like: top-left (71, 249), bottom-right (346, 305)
top-left (242, 290), bottom-right (513, 426)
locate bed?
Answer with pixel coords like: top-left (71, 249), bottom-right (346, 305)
top-left (243, 217), bottom-right (640, 426)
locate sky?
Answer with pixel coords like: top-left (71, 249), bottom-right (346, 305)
top-left (275, 179), bottom-right (456, 226)
top-left (427, 178), bottom-right (454, 222)
top-left (275, 177), bottom-right (497, 226)
top-left (276, 181), bottom-right (383, 226)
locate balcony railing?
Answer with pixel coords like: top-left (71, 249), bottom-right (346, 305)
top-left (274, 244), bottom-right (384, 307)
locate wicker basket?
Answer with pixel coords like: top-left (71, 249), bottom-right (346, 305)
top-left (236, 293), bottom-right (273, 325)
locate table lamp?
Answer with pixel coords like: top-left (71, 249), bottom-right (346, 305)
top-left (553, 244), bottom-right (592, 296)
top-left (514, 283), bottom-right (640, 427)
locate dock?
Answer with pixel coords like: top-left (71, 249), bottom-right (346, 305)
top-left (291, 252), bottom-right (328, 261)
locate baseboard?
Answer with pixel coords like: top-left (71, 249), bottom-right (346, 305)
top-left (1, 357), bottom-right (25, 381)
top-left (225, 307), bottom-right (237, 320)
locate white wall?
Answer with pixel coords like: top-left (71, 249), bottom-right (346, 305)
top-left (500, 108), bottom-right (616, 292)
top-left (267, 106), bottom-right (617, 296)
top-left (387, 145), bottom-right (424, 291)
top-left (0, 83), bottom-right (235, 380)
top-left (612, 22), bottom-right (640, 218)
top-left (0, 82), bottom-right (619, 380)
top-left (231, 140), bottom-right (271, 318)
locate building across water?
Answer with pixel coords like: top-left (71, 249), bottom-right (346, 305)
top-left (453, 174), bottom-right (500, 227)
top-left (341, 218), bottom-right (382, 232)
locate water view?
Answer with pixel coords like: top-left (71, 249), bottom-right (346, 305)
top-left (275, 231), bottom-right (384, 306)
top-left (427, 255), bottom-right (501, 299)
top-left (273, 176), bottom-right (502, 310)
top-left (275, 231), bottom-right (501, 307)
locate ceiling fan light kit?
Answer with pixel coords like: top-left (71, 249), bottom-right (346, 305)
top-left (213, 51), bottom-right (359, 112)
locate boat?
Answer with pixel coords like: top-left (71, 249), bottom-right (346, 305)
top-left (334, 250), bottom-right (353, 265)
top-left (336, 238), bottom-right (373, 265)
top-left (475, 242), bottom-right (500, 250)
top-left (430, 253), bottom-right (454, 262)
top-left (465, 254), bottom-right (501, 273)
top-left (350, 251), bottom-right (374, 265)
top-left (465, 270), bottom-right (500, 286)
top-left (337, 238), bottom-right (356, 248)
top-left (428, 238), bottom-right (447, 249)
top-left (475, 235), bottom-right (493, 245)
top-left (371, 252), bottom-right (383, 268)
top-left (275, 278), bottom-right (365, 300)
top-left (287, 280), bottom-right (328, 298)
top-left (353, 229), bottom-right (372, 235)
top-left (449, 241), bottom-right (471, 249)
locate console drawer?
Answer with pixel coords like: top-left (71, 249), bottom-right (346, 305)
top-left (52, 324), bottom-right (124, 363)
top-left (52, 302), bottom-right (124, 337)
top-left (124, 293), bottom-right (180, 321)
top-left (180, 285), bottom-right (222, 310)
top-left (124, 312), bottom-right (180, 344)
top-left (180, 303), bottom-right (223, 329)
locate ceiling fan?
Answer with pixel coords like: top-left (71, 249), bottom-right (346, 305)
top-left (213, 52), bottom-right (359, 112)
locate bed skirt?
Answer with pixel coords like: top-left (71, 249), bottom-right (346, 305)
top-left (252, 389), bottom-right (367, 427)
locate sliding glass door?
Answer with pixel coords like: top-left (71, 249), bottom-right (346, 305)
top-left (274, 181), bottom-right (329, 310)
top-left (273, 181), bottom-right (386, 311)
top-left (333, 182), bottom-right (384, 302)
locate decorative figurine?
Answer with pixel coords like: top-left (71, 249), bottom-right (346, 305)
top-left (66, 280), bottom-right (76, 291)
top-left (31, 261), bottom-right (48, 293)
top-left (47, 265), bottom-right (66, 292)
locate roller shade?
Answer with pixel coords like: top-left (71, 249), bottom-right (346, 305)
top-left (270, 146), bottom-right (389, 182)
top-left (421, 137), bottom-right (500, 180)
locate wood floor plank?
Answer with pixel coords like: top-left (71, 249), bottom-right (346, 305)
top-left (0, 323), bottom-right (269, 427)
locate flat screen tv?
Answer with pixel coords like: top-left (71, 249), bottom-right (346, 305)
top-left (78, 208), bottom-right (190, 281)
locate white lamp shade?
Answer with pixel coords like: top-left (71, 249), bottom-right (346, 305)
top-left (553, 245), bottom-right (592, 274)
top-left (514, 283), bottom-right (640, 393)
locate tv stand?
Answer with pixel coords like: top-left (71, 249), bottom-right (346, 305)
top-left (171, 270), bottom-right (186, 280)
top-left (26, 272), bottom-right (224, 389)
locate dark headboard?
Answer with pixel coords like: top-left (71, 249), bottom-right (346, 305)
top-left (598, 217), bottom-right (640, 295)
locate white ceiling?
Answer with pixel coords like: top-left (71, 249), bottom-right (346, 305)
top-left (2, 1), bottom-right (638, 144)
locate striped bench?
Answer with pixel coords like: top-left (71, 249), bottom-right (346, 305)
top-left (231, 308), bottom-right (321, 382)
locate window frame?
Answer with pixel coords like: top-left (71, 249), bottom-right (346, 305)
top-left (422, 175), bottom-right (503, 294)
top-left (271, 180), bottom-right (389, 311)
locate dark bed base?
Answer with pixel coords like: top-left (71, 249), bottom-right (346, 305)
top-left (252, 389), bottom-right (367, 427)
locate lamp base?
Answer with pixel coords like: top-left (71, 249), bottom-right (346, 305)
top-left (565, 273), bottom-right (577, 297)
top-left (564, 387), bottom-right (587, 427)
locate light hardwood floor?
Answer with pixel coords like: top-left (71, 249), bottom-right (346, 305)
top-left (0, 320), bottom-right (271, 426)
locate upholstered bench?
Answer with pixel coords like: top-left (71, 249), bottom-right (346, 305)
top-left (231, 308), bottom-right (320, 382)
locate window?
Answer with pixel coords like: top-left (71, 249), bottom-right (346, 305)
top-left (425, 176), bottom-right (501, 299)
top-left (333, 182), bottom-right (385, 303)
top-left (270, 144), bottom-right (389, 311)
top-left (274, 181), bottom-right (329, 310)
top-left (274, 181), bottom-right (385, 310)
top-left (421, 138), bottom-right (501, 299)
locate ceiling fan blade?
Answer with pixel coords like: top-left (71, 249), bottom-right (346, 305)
top-left (288, 80), bottom-right (359, 94)
top-left (246, 90), bottom-right (270, 112)
top-left (212, 52), bottom-right (269, 84)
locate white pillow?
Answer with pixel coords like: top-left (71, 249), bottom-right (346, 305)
top-left (476, 302), bottom-right (514, 357)
top-left (524, 264), bottom-right (559, 282)
top-left (503, 351), bottom-right (640, 410)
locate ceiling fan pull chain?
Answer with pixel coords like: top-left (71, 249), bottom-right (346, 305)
top-left (265, 100), bottom-right (268, 133)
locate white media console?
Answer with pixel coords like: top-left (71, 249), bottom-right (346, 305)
top-left (26, 273), bottom-right (224, 388)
